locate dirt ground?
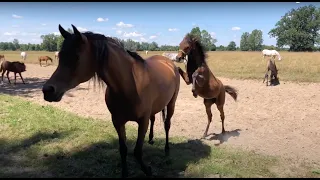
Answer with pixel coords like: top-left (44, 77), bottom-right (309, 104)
top-left (1, 64), bottom-right (320, 167)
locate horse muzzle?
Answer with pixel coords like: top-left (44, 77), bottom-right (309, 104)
top-left (42, 85), bottom-right (65, 102)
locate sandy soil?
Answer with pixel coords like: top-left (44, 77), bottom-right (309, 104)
top-left (1, 64), bottom-right (320, 166)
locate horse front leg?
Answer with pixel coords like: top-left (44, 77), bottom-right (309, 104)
top-left (177, 67), bottom-right (191, 85)
top-left (134, 115), bottom-right (152, 177)
top-left (6, 71), bottom-right (11, 84)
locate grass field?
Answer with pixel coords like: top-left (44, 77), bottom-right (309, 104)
top-left (1, 94), bottom-right (318, 178)
top-left (1, 50), bottom-right (320, 82)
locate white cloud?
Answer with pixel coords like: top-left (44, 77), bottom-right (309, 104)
top-left (4, 31), bottom-right (19, 36)
top-left (77, 27), bottom-right (87, 32)
top-left (116, 21), bottom-right (134, 28)
top-left (53, 32), bottom-right (60, 35)
top-left (123, 32), bottom-right (143, 38)
top-left (41, 23), bottom-right (47, 26)
top-left (97, 17), bottom-right (109, 22)
top-left (140, 37), bottom-right (148, 42)
top-left (149, 35), bottom-right (157, 39)
top-left (296, 2), bottom-right (300, 3)
top-left (231, 27), bottom-right (241, 31)
top-left (168, 28), bottom-right (179, 32)
top-left (116, 30), bottom-right (122, 35)
top-left (210, 32), bottom-right (216, 38)
top-left (12, 14), bottom-right (23, 18)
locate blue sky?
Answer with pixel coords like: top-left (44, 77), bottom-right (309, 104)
top-left (0, 2), bottom-right (319, 46)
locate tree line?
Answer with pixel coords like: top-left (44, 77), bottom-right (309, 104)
top-left (0, 5), bottom-right (319, 52)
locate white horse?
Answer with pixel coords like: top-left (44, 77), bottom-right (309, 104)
top-left (262, 49), bottom-right (282, 61)
top-left (162, 52), bottom-right (188, 65)
top-left (21, 52), bottom-right (27, 60)
top-left (54, 51), bottom-right (59, 60)
top-left (145, 50), bottom-right (148, 55)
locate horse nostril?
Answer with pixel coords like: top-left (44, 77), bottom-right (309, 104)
top-left (42, 85), bottom-right (56, 94)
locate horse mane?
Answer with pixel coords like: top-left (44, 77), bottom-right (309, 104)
top-left (126, 50), bottom-right (145, 63)
top-left (184, 33), bottom-right (207, 66)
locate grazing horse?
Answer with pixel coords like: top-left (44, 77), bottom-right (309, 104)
top-left (54, 51), bottom-right (59, 60)
top-left (42, 25), bottom-right (180, 178)
top-left (0, 60), bottom-right (26, 84)
top-left (263, 58), bottom-right (279, 86)
top-left (262, 49), bottom-right (282, 61)
top-left (0, 54), bottom-right (5, 61)
top-left (176, 33), bottom-right (238, 138)
top-left (39, 56), bottom-right (53, 66)
top-left (21, 52), bottom-right (27, 60)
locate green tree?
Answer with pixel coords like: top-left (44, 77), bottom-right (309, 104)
top-left (41, 34), bottom-right (58, 52)
top-left (227, 41), bottom-right (237, 51)
top-left (240, 32), bottom-right (250, 51)
top-left (269, 5), bottom-right (320, 51)
top-left (248, 29), bottom-right (263, 51)
top-left (13, 39), bottom-right (20, 50)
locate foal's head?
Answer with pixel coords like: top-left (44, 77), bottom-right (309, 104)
top-left (176, 33), bottom-right (198, 62)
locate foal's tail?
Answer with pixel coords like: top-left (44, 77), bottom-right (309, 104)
top-left (224, 85), bottom-right (238, 101)
top-left (161, 106), bottom-right (167, 123)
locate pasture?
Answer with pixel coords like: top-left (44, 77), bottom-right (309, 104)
top-left (1, 50), bottom-right (320, 82)
top-left (0, 50), bottom-right (320, 177)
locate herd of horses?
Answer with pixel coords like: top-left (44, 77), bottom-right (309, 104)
top-left (0, 25), bottom-right (282, 177)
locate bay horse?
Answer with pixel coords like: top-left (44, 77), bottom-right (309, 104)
top-left (54, 51), bottom-right (59, 60)
top-left (0, 60), bottom-right (26, 84)
top-left (263, 58), bottom-right (279, 86)
top-left (42, 25), bottom-right (180, 178)
top-left (38, 56), bottom-right (53, 66)
top-left (175, 33), bottom-right (238, 138)
top-left (262, 49), bottom-right (282, 61)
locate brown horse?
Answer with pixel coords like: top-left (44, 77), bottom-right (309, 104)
top-left (42, 25), bottom-right (180, 177)
top-left (175, 33), bottom-right (238, 138)
top-left (263, 58), bottom-right (279, 86)
top-left (39, 56), bottom-right (53, 66)
top-left (0, 60), bottom-right (26, 84)
top-left (0, 55), bottom-right (5, 61)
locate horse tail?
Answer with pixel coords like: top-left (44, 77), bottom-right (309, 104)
top-left (224, 85), bottom-right (238, 101)
top-left (161, 106), bottom-right (167, 123)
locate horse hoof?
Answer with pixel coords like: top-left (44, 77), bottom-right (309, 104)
top-left (148, 140), bottom-right (154, 145)
top-left (165, 148), bottom-right (170, 156)
top-left (145, 166), bottom-right (152, 176)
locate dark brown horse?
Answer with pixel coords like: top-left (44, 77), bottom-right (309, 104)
top-left (42, 25), bottom-right (180, 177)
top-left (263, 58), bottom-right (279, 86)
top-left (0, 60), bottom-right (26, 84)
top-left (175, 33), bottom-right (238, 138)
top-left (39, 56), bottom-right (53, 66)
top-left (0, 55), bottom-right (5, 61)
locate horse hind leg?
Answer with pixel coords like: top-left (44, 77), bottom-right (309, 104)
top-left (14, 73), bottom-right (17, 85)
top-left (217, 105), bottom-right (226, 133)
top-left (6, 71), bottom-right (11, 84)
top-left (202, 98), bottom-right (215, 138)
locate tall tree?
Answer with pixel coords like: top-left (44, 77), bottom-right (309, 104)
top-left (240, 32), bottom-right (250, 51)
top-left (269, 5), bottom-right (320, 51)
top-left (227, 41), bottom-right (237, 51)
top-left (248, 29), bottom-right (263, 51)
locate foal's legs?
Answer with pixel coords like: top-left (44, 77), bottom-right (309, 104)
top-left (177, 67), bottom-right (191, 85)
top-left (148, 115), bottom-right (155, 145)
top-left (202, 98), bottom-right (215, 138)
top-left (1, 70), bottom-right (5, 84)
top-left (134, 116), bottom-right (152, 176)
top-left (19, 73), bottom-right (25, 84)
top-left (14, 73), bottom-right (17, 84)
top-left (6, 71), bottom-right (11, 84)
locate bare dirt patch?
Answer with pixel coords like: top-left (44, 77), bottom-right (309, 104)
top-left (1, 64), bottom-right (319, 168)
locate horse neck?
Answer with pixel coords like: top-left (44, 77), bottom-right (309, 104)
top-left (102, 45), bottom-right (141, 101)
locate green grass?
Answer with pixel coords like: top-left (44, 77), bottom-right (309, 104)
top-left (0, 94), bottom-right (318, 178)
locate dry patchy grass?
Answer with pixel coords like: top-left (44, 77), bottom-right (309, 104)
top-left (2, 94), bottom-right (318, 178)
top-left (1, 50), bottom-right (320, 82)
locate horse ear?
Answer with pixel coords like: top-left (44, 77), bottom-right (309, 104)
top-left (71, 24), bottom-right (88, 44)
top-left (59, 24), bottom-right (71, 39)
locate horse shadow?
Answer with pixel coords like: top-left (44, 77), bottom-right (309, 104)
top-left (206, 129), bottom-right (241, 146)
top-left (0, 131), bottom-right (212, 178)
top-left (0, 77), bottom-right (47, 98)
top-left (270, 78), bottom-right (280, 86)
